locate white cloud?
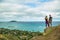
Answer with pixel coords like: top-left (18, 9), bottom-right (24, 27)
top-left (0, 0), bottom-right (60, 21)
top-left (0, 3), bottom-right (30, 12)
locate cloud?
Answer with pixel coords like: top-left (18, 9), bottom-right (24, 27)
top-left (0, 0), bottom-right (60, 21)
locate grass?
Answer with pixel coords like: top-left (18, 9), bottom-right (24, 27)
top-left (0, 28), bottom-right (42, 40)
top-left (0, 25), bottom-right (60, 40)
top-left (30, 25), bottom-right (60, 40)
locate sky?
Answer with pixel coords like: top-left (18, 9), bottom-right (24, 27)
top-left (0, 0), bottom-right (60, 21)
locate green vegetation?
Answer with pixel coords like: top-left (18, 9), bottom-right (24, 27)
top-left (0, 28), bottom-right (42, 40)
top-left (31, 25), bottom-right (60, 40)
top-left (1, 25), bottom-right (60, 40)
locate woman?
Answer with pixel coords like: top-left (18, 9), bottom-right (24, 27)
top-left (45, 16), bottom-right (49, 28)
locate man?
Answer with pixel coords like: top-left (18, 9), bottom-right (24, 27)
top-left (49, 15), bottom-right (52, 27)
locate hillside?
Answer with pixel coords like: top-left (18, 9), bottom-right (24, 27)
top-left (0, 28), bottom-right (42, 40)
top-left (0, 25), bottom-right (60, 40)
top-left (30, 25), bottom-right (60, 40)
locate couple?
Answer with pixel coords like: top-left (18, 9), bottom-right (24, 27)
top-left (45, 15), bottom-right (52, 28)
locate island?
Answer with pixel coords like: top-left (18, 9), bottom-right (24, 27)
top-left (10, 20), bottom-right (17, 22)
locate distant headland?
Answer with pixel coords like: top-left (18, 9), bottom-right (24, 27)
top-left (10, 20), bottom-right (17, 22)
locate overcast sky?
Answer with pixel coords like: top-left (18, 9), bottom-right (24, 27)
top-left (0, 0), bottom-right (60, 21)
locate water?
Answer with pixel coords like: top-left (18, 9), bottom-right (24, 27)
top-left (0, 21), bottom-right (60, 32)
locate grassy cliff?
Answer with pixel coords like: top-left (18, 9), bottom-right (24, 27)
top-left (0, 28), bottom-right (42, 40)
top-left (0, 25), bottom-right (60, 40)
top-left (30, 25), bottom-right (60, 40)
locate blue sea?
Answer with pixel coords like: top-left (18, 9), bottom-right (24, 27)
top-left (0, 21), bottom-right (60, 32)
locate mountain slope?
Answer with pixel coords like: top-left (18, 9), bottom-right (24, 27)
top-left (30, 25), bottom-right (60, 40)
top-left (0, 25), bottom-right (60, 40)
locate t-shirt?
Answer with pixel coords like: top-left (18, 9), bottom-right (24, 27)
top-left (49, 17), bottom-right (52, 23)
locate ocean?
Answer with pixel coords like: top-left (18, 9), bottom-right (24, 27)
top-left (0, 21), bottom-right (60, 32)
